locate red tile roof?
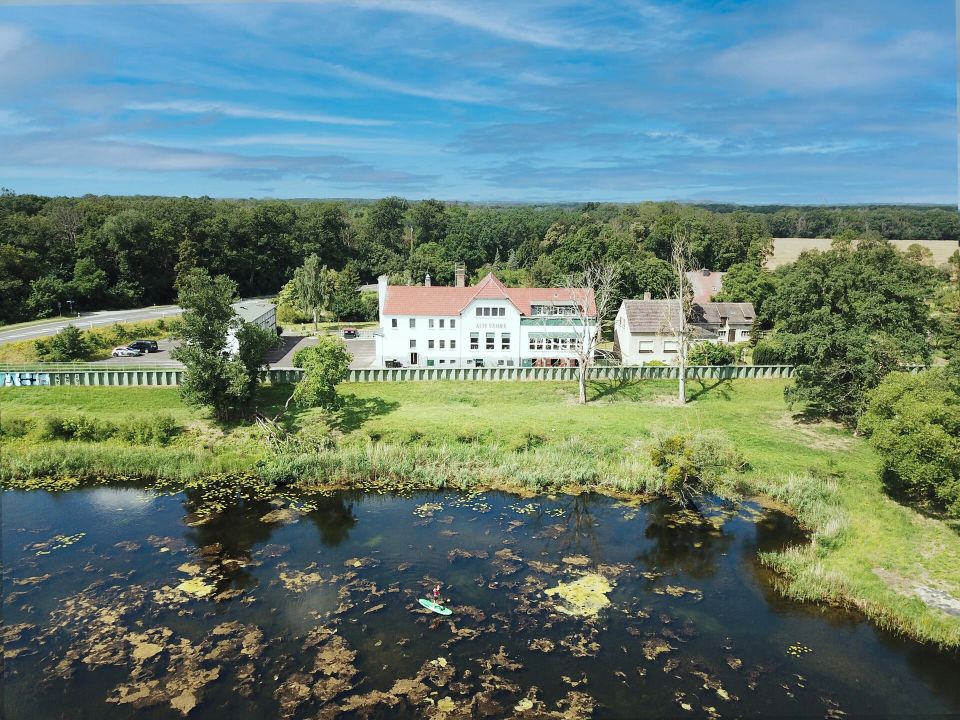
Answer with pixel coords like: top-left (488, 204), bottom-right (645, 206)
top-left (685, 269), bottom-right (726, 303)
top-left (382, 273), bottom-right (596, 317)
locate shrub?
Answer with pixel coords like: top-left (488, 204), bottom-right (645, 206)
top-left (38, 415), bottom-right (116, 442)
top-left (688, 342), bottom-right (736, 366)
top-left (752, 336), bottom-right (787, 365)
top-left (277, 303), bottom-right (310, 324)
top-left (511, 431), bottom-right (547, 452)
top-left (35, 325), bottom-right (92, 361)
top-left (644, 360), bottom-right (667, 367)
top-left (116, 415), bottom-right (181, 445)
top-left (859, 370), bottom-right (960, 517)
top-left (32, 413), bottom-right (180, 445)
top-left (649, 431), bottom-right (747, 500)
top-left (0, 416), bottom-right (34, 439)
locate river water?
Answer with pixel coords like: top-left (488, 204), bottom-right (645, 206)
top-left (3, 487), bottom-right (958, 719)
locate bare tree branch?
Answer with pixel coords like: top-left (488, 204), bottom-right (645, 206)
top-left (564, 262), bottom-right (621, 404)
top-left (662, 229), bottom-right (699, 404)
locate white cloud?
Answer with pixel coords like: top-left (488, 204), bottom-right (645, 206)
top-left (712, 29), bottom-right (948, 93)
top-left (125, 100), bottom-right (392, 126)
top-left (0, 24), bottom-right (28, 61)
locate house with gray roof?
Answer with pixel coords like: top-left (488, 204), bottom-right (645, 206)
top-left (613, 295), bottom-right (755, 364)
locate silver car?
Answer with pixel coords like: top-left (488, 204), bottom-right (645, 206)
top-left (111, 346), bottom-right (143, 358)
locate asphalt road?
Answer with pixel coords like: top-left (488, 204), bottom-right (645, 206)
top-left (0, 306), bottom-right (183, 346)
top-left (94, 336), bottom-right (377, 370)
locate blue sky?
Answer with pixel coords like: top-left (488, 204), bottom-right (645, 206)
top-left (0, 0), bottom-right (956, 203)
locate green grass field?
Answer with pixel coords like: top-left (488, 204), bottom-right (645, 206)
top-left (2, 378), bottom-right (959, 647)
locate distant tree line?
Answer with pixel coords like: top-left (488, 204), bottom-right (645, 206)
top-left (700, 203), bottom-right (960, 240)
top-left (3, 187), bottom-right (957, 325)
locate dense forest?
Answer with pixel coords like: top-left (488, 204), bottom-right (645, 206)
top-left (1, 188), bottom-right (957, 324)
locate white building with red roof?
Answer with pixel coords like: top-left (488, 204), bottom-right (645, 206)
top-left (375, 269), bottom-right (596, 368)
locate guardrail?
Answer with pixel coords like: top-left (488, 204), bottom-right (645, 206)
top-left (0, 363), bottom-right (184, 372)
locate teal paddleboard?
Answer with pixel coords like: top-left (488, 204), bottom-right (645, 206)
top-left (419, 598), bottom-right (452, 615)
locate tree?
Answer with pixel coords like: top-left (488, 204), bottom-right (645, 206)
top-left (935, 256), bottom-right (960, 379)
top-left (767, 239), bottom-right (937, 423)
top-left (293, 254), bottom-right (335, 329)
top-left (330, 265), bottom-right (364, 321)
top-left (713, 262), bottom-right (778, 324)
top-left (564, 262), bottom-right (620, 405)
top-left (859, 370), bottom-right (960, 517)
top-left (172, 268), bottom-right (278, 420)
top-left (668, 228), bottom-right (697, 404)
top-left (285, 337), bottom-right (352, 410)
top-left (34, 325), bottom-right (91, 361)
top-left (407, 199), bottom-right (448, 246)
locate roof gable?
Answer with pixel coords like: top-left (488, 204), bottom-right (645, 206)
top-left (620, 299), bottom-right (755, 333)
top-left (382, 273), bottom-right (596, 317)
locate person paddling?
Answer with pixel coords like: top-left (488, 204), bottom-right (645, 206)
top-left (418, 583), bottom-right (452, 615)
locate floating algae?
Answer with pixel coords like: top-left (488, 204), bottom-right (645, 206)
top-left (278, 569), bottom-right (323, 592)
top-left (176, 578), bottom-right (215, 598)
top-left (259, 508), bottom-right (301, 525)
top-left (544, 573), bottom-right (612, 618)
top-left (28, 532), bottom-right (86, 556)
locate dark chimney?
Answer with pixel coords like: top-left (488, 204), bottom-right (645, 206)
top-left (455, 265), bottom-right (466, 288)
top-left (702, 269), bottom-right (710, 277)
top-left (643, 291), bottom-right (652, 301)
top-left (424, 273), bottom-right (431, 287)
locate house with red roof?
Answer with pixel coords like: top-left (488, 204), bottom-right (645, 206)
top-left (375, 269), bottom-right (596, 368)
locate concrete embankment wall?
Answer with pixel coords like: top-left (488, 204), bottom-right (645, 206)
top-left (3, 364), bottom-right (799, 387)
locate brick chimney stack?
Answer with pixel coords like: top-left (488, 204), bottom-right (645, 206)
top-left (455, 264), bottom-right (466, 288)
top-left (643, 291), bottom-right (652, 300)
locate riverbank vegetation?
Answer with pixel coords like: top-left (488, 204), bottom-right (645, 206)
top-left (2, 378), bottom-right (959, 647)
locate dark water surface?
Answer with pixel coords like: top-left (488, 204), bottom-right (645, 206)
top-left (3, 487), bottom-right (959, 719)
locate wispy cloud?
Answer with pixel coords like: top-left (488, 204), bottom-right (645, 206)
top-left (125, 100), bottom-right (391, 126)
top-left (0, 133), bottom-right (436, 187)
top-left (712, 27), bottom-right (949, 93)
top-left (213, 132), bottom-right (441, 155)
top-left (309, 60), bottom-right (503, 105)
top-left (5, 0), bottom-right (605, 50)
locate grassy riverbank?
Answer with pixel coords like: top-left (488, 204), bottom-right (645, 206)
top-left (2, 378), bottom-right (959, 648)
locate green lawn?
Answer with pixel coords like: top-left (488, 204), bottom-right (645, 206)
top-left (2, 377), bottom-right (959, 647)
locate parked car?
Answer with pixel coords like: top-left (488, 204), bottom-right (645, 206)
top-left (385, 359), bottom-right (403, 368)
top-left (112, 346), bottom-right (144, 358)
top-left (342, 327), bottom-right (359, 339)
top-left (128, 339), bottom-right (159, 353)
